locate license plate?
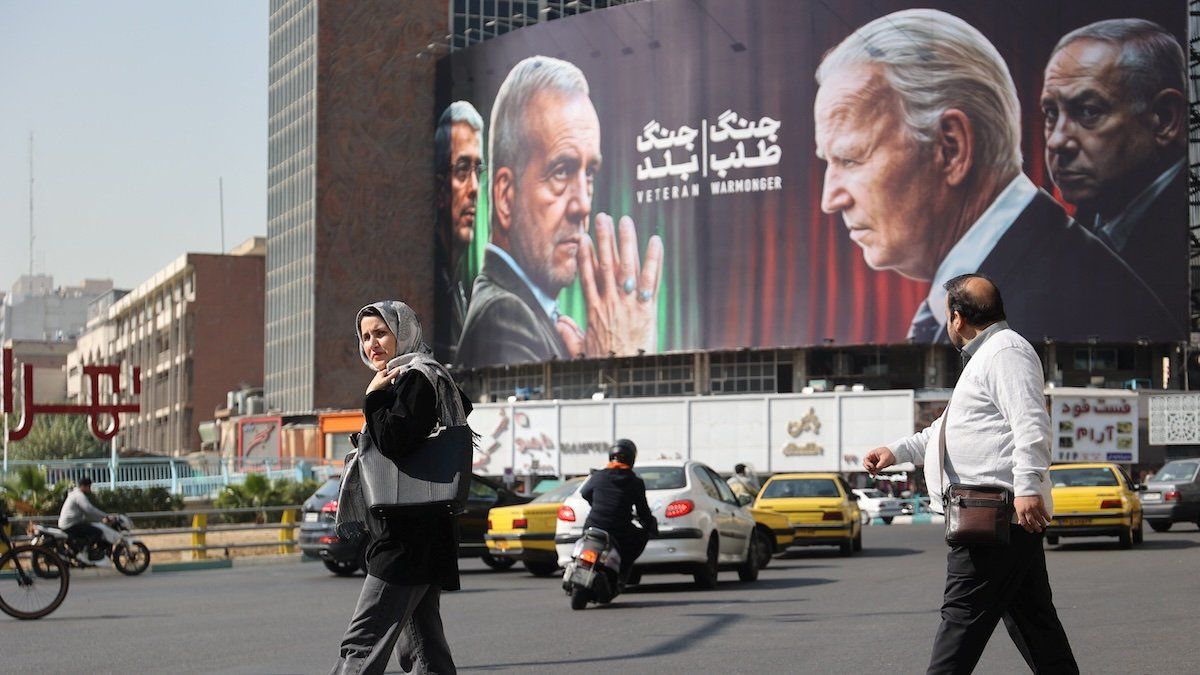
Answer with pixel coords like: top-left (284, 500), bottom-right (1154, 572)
top-left (1142, 493), bottom-right (1162, 502)
top-left (1055, 518), bottom-right (1092, 526)
top-left (304, 512), bottom-right (319, 523)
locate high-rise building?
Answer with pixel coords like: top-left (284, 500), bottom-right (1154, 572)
top-left (265, 0), bottom-right (445, 413)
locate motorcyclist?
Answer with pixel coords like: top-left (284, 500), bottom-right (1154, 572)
top-left (580, 439), bottom-right (658, 583)
top-left (58, 477), bottom-right (110, 564)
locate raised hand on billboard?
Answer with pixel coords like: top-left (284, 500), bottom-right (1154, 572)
top-left (556, 314), bottom-right (586, 357)
top-left (577, 213), bottom-right (663, 356)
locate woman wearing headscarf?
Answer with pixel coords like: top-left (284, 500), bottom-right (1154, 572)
top-left (331, 300), bottom-right (472, 675)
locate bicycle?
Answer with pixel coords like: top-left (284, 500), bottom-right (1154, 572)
top-left (0, 510), bottom-right (70, 620)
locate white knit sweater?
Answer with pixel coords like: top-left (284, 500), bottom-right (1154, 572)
top-left (887, 323), bottom-right (1054, 516)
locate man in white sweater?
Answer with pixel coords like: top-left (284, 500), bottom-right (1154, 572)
top-left (864, 274), bottom-right (1077, 674)
top-left (58, 477), bottom-right (109, 563)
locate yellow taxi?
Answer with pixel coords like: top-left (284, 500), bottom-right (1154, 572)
top-left (1047, 463), bottom-right (1143, 549)
top-left (753, 473), bottom-right (862, 556)
top-left (485, 478), bottom-right (586, 576)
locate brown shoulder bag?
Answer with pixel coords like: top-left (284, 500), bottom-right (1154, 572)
top-left (938, 407), bottom-right (1013, 547)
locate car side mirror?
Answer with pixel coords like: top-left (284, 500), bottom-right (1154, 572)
top-left (737, 494), bottom-right (753, 507)
top-left (848, 494), bottom-right (859, 501)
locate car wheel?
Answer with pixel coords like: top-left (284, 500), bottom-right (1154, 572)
top-left (1045, 534), bottom-right (1059, 546)
top-left (1118, 524), bottom-right (1133, 549)
top-left (852, 528), bottom-right (863, 553)
top-left (881, 516), bottom-right (894, 525)
top-left (1148, 520), bottom-right (1171, 533)
top-left (693, 534), bottom-right (719, 589)
top-left (753, 526), bottom-right (774, 569)
top-left (481, 553), bottom-right (516, 570)
top-left (838, 537), bottom-right (853, 557)
top-left (524, 560), bottom-right (559, 577)
top-left (1132, 517), bottom-right (1143, 545)
top-left (738, 532), bottom-right (763, 582)
top-left (324, 558), bottom-right (359, 576)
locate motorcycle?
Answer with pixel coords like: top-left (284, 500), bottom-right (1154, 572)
top-left (562, 527), bottom-right (622, 610)
top-left (30, 514), bottom-right (151, 576)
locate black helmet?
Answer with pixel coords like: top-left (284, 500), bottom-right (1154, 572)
top-left (609, 438), bottom-right (638, 466)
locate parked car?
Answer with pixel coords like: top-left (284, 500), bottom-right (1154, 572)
top-left (1141, 458), bottom-right (1200, 532)
top-left (486, 477), bottom-right (587, 577)
top-left (754, 473), bottom-right (863, 556)
top-left (851, 488), bottom-right (903, 524)
top-left (554, 460), bottom-right (764, 589)
top-left (1047, 463), bottom-right (1143, 549)
top-left (299, 474), bottom-right (530, 575)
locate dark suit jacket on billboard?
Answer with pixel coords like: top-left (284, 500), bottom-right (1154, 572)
top-left (456, 248), bottom-right (571, 368)
top-left (940, 190), bottom-right (1182, 344)
top-left (1078, 167), bottom-right (1187, 317)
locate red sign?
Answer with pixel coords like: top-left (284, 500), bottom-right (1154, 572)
top-left (3, 347), bottom-right (141, 442)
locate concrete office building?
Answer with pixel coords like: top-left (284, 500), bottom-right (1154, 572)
top-left (96, 238), bottom-right (266, 455)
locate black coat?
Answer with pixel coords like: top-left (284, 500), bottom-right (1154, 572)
top-left (456, 248), bottom-right (571, 368)
top-left (362, 370), bottom-right (473, 590)
top-left (1076, 168), bottom-right (1187, 319)
top-left (930, 190), bottom-right (1183, 344)
top-left (581, 468), bottom-right (658, 536)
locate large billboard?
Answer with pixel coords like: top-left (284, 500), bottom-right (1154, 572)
top-left (433, 0), bottom-right (1188, 368)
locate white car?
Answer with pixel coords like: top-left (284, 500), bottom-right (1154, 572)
top-left (555, 460), bottom-right (764, 588)
top-left (852, 489), bottom-right (903, 524)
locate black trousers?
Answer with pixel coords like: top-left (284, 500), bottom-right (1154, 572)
top-left (612, 530), bottom-right (648, 579)
top-left (929, 525), bottom-right (1078, 674)
top-left (64, 523), bottom-right (104, 553)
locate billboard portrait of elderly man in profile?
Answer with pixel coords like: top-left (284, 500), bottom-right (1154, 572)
top-left (433, 100), bottom-right (485, 362)
top-left (457, 56), bottom-right (664, 368)
top-left (1042, 18), bottom-right (1187, 309)
top-left (813, 8), bottom-right (1179, 344)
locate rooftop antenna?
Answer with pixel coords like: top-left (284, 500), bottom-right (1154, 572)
top-left (219, 177), bottom-right (226, 253)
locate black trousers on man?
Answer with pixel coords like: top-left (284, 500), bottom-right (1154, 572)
top-left (612, 530), bottom-right (648, 580)
top-left (928, 525), bottom-right (1078, 674)
top-left (64, 523), bottom-right (105, 556)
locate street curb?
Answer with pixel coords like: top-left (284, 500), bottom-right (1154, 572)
top-left (150, 559), bottom-right (233, 573)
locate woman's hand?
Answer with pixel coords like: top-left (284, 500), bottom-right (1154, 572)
top-left (367, 366), bottom-right (401, 395)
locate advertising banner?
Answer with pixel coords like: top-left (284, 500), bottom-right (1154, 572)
top-left (1050, 389), bottom-right (1139, 463)
top-left (434, 0), bottom-right (1187, 368)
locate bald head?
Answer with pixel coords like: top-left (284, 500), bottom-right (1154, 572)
top-left (945, 274), bottom-right (1006, 329)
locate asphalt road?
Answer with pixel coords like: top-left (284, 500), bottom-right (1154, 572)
top-left (5, 523), bottom-right (1198, 674)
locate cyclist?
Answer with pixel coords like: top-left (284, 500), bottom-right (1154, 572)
top-left (58, 477), bottom-right (109, 565)
top-left (580, 439), bottom-right (658, 583)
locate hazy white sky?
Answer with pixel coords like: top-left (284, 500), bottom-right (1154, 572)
top-left (0, 0), bottom-right (267, 294)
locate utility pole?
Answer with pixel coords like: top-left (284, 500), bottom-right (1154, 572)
top-left (28, 132), bottom-right (35, 283)
top-left (219, 177), bottom-right (226, 254)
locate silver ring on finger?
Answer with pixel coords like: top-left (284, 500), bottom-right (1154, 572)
top-left (638, 289), bottom-right (652, 303)
top-left (623, 277), bottom-right (636, 295)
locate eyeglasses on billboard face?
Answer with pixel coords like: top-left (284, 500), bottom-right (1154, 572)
top-left (451, 159), bottom-right (485, 183)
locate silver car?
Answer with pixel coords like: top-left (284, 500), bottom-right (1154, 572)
top-left (1142, 459), bottom-right (1200, 532)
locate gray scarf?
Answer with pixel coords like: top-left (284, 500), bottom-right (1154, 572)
top-left (355, 300), bottom-right (452, 388)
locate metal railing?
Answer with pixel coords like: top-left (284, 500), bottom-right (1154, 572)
top-left (4, 505), bottom-right (304, 560)
top-left (1, 457), bottom-right (340, 498)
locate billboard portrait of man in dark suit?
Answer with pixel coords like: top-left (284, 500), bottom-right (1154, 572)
top-left (456, 56), bottom-right (664, 368)
top-left (813, 8), bottom-right (1181, 344)
top-left (1041, 18), bottom-right (1187, 311)
top-left (433, 100), bottom-right (484, 363)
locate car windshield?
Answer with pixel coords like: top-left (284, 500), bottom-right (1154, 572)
top-left (858, 489), bottom-right (884, 498)
top-left (1050, 467), bottom-right (1118, 487)
top-left (314, 478), bottom-right (340, 498)
top-left (762, 478), bottom-right (841, 499)
top-left (532, 478), bottom-right (585, 503)
top-left (1153, 461), bottom-right (1198, 482)
top-left (635, 467), bottom-right (687, 490)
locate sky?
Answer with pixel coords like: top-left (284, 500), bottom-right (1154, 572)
top-left (0, 0), bottom-right (267, 294)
